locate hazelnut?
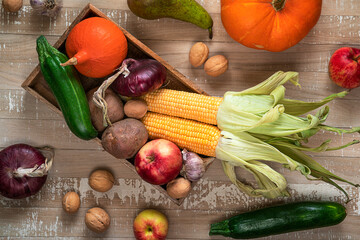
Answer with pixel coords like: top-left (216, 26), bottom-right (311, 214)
top-left (204, 55), bottom-right (228, 77)
top-left (89, 169), bottom-right (115, 192)
top-left (62, 191), bottom-right (81, 214)
top-left (189, 42), bottom-right (209, 67)
top-left (124, 99), bottom-right (148, 119)
top-left (85, 207), bottom-right (110, 233)
top-left (166, 177), bottom-right (192, 199)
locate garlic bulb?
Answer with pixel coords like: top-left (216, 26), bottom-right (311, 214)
top-left (182, 149), bottom-right (213, 181)
top-left (30, 0), bottom-right (62, 17)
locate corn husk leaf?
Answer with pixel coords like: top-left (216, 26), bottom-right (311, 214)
top-left (238, 71), bottom-right (300, 95)
top-left (318, 125), bottom-right (360, 134)
top-left (215, 131), bottom-right (310, 198)
top-left (279, 91), bottom-right (348, 116)
top-left (221, 161), bottom-right (290, 198)
top-left (216, 84), bottom-right (286, 132)
top-left (253, 132), bottom-right (360, 152)
top-left (274, 145), bottom-right (360, 201)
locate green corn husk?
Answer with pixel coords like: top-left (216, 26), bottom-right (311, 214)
top-left (215, 130), bottom-right (310, 198)
top-left (216, 71), bottom-right (359, 200)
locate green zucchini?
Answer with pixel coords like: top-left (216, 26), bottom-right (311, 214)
top-left (36, 35), bottom-right (98, 140)
top-left (209, 201), bottom-right (346, 239)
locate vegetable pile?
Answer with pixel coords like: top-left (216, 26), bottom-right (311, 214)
top-left (24, 6), bottom-right (359, 238)
top-left (140, 71), bottom-right (360, 200)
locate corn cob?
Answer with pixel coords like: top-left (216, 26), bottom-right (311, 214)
top-left (141, 112), bottom-right (221, 157)
top-left (141, 89), bottom-right (223, 125)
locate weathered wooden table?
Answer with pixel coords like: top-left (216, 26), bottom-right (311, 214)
top-left (1, 1), bottom-right (360, 239)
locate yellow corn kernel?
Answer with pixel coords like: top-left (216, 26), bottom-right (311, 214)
top-left (141, 112), bottom-right (221, 157)
top-left (141, 89), bottom-right (223, 125)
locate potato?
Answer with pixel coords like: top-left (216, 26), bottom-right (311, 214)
top-left (87, 87), bottom-right (124, 132)
top-left (124, 99), bottom-right (148, 119)
top-left (101, 119), bottom-right (148, 159)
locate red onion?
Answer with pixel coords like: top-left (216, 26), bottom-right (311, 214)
top-left (112, 58), bottom-right (166, 97)
top-left (0, 144), bottom-right (53, 199)
top-left (93, 58), bottom-right (166, 127)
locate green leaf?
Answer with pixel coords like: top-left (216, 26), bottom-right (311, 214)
top-left (279, 91), bottom-right (348, 116)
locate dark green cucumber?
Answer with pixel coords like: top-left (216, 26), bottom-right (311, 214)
top-left (209, 201), bottom-right (346, 239)
top-left (36, 35), bottom-right (98, 140)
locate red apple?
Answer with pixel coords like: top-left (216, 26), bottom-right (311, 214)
top-left (133, 209), bottom-right (168, 240)
top-left (135, 139), bottom-right (182, 185)
top-left (329, 47), bottom-right (360, 89)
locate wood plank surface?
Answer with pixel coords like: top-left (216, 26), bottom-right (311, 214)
top-left (1, 0), bottom-right (360, 239)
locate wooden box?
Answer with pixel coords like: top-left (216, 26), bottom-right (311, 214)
top-left (22, 4), bottom-right (208, 205)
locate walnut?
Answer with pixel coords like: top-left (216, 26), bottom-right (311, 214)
top-left (189, 42), bottom-right (209, 67)
top-left (204, 55), bottom-right (229, 77)
top-left (62, 191), bottom-right (81, 214)
top-left (88, 169), bottom-right (115, 192)
top-left (2, 0), bottom-right (23, 12)
top-left (85, 207), bottom-right (110, 233)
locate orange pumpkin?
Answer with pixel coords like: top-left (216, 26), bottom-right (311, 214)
top-left (63, 17), bottom-right (128, 78)
top-left (221, 0), bottom-right (322, 52)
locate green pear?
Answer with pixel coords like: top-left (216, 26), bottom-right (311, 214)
top-left (127, 0), bottom-right (213, 39)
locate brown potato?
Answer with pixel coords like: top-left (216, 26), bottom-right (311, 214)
top-left (101, 119), bottom-right (148, 159)
top-left (124, 99), bottom-right (148, 119)
top-left (87, 87), bottom-right (124, 132)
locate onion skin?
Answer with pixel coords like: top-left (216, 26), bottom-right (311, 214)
top-left (111, 58), bottom-right (167, 97)
top-left (0, 144), bottom-right (47, 199)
